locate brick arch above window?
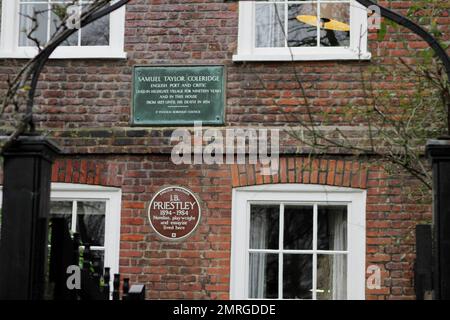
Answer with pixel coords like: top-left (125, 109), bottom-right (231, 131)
top-left (231, 157), bottom-right (368, 189)
top-left (51, 159), bottom-right (123, 188)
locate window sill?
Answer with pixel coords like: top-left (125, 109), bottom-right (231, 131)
top-left (0, 48), bottom-right (127, 59)
top-left (233, 51), bottom-right (371, 62)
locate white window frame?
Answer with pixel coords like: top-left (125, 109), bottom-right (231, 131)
top-left (0, 0), bottom-right (126, 59)
top-left (0, 182), bottom-right (122, 289)
top-left (233, 0), bottom-right (371, 61)
top-left (230, 184), bottom-right (366, 300)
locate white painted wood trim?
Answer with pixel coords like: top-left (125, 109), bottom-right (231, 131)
top-left (50, 182), bottom-right (122, 284)
top-left (234, 0), bottom-right (371, 62)
top-left (0, 182), bottom-right (122, 292)
top-left (230, 183), bottom-right (366, 300)
top-left (0, 1), bottom-right (127, 59)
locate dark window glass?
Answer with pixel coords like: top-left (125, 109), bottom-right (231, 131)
top-left (318, 205), bottom-right (347, 250)
top-left (319, 3), bottom-right (350, 47)
top-left (288, 3), bottom-right (318, 47)
top-left (249, 253), bottom-right (278, 299)
top-left (317, 254), bottom-right (347, 300)
top-left (255, 3), bottom-right (285, 48)
top-left (50, 201), bottom-right (73, 230)
top-left (283, 254), bottom-right (312, 299)
top-left (284, 205), bottom-right (313, 250)
top-left (250, 205), bottom-right (280, 250)
top-left (76, 201), bottom-right (106, 246)
top-left (81, 3), bottom-right (110, 46)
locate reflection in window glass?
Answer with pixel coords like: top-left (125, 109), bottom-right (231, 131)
top-left (50, 201), bottom-right (73, 230)
top-left (247, 202), bottom-right (349, 300)
top-left (77, 201), bottom-right (106, 247)
top-left (18, 0), bottom-right (110, 47)
top-left (288, 4), bottom-right (317, 47)
top-left (89, 249), bottom-right (105, 274)
top-left (318, 205), bottom-right (347, 250)
top-left (284, 205), bottom-right (313, 250)
top-left (319, 3), bottom-right (350, 47)
top-left (249, 253), bottom-right (278, 299)
top-left (250, 205), bottom-right (279, 250)
top-left (50, 8), bottom-right (78, 46)
top-left (317, 254), bottom-right (347, 300)
top-left (283, 254), bottom-right (312, 299)
top-left (19, 2), bottom-right (49, 46)
top-left (81, 5), bottom-right (109, 46)
top-left (255, 3), bottom-right (285, 48)
top-left (0, 0), bottom-right (2, 40)
top-left (254, 1), bottom-right (351, 48)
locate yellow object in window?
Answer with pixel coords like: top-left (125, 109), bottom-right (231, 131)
top-left (296, 15), bottom-right (350, 32)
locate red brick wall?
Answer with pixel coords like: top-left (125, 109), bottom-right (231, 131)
top-left (0, 0), bottom-right (443, 300)
top-left (230, 158), bottom-right (368, 189)
top-left (43, 156), bottom-right (430, 300)
top-left (0, 0), bottom-right (448, 130)
top-left (50, 156), bottom-right (233, 299)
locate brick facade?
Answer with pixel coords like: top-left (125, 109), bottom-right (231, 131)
top-left (0, 0), bottom-right (445, 300)
top-left (38, 155), bottom-right (429, 300)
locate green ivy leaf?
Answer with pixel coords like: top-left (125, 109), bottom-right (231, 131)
top-left (377, 21), bottom-right (387, 41)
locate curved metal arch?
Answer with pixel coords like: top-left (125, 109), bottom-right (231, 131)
top-left (356, 0), bottom-right (449, 81)
top-left (355, 0), bottom-right (449, 133)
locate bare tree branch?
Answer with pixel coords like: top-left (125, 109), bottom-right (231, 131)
top-left (1, 0), bottom-right (131, 151)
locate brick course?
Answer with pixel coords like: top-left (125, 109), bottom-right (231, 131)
top-left (15, 155), bottom-right (425, 300)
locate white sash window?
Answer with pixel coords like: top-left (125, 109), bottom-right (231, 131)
top-left (0, 0), bottom-right (126, 59)
top-left (230, 184), bottom-right (366, 300)
top-left (0, 183), bottom-right (122, 285)
top-left (234, 0), bottom-right (371, 61)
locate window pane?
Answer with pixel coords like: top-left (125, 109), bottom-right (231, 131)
top-left (18, 0), bottom-right (111, 47)
top-left (249, 253), bottom-right (278, 299)
top-left (76, 201), bottom-right (106, 246)
top-left (19, 3), bottom-right (49, 47)
top-left (81, 3), bottom-right (110, 46)
top-left (317, 254), bottom-right (347, 300)
top-left (318, 205), bottom-right (347, 251)
top-left (283, 254), bottom-right (312, 299)
top-left (283, 205), bottom-right (313, 250)
top-left (255, 3), bottom-right (285, 48)
top-left (319, 3), bottom-right (350, 47)
top-left (50, 201), bottom-right (73, 230)
top-left (89, 249), bottom-right (105, 275)
top-left (250, 205), bottom-right (279, 250)
top-left (50, 2), bottom-right (79, 46)
top-left (288, 3), bottom-right (317, 47)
